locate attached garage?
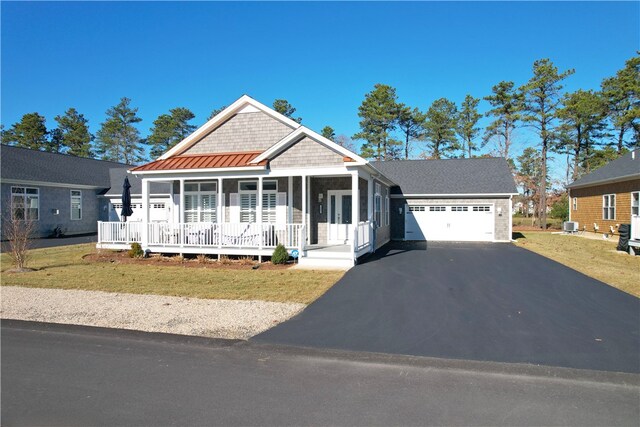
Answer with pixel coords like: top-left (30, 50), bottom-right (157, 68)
top-left (371, 158), bottom-right (518, 243)
top-left (405, 204), bottom-right (494, 241)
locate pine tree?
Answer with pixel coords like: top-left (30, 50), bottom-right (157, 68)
top-left (423, 98), bottom-right (459, 159)
top-left (95, 98), bottom-right (144, 164)
top-left (456, 95), bottom-right (482, 158)
top-left (520, 58), bottom-right (574, 229)
top-left (353, 84), bottom-right (401, 160)
top-left (208, 105), bottom-right (227, 120)
top-left (2, 113), bottom-right (48, 150)
top-left (273, 99), bottom-right (302, 123)
top-left (321, 126), bottom-right (336, 140)
top-left (483, 81), bottom-right (523, 159)
top-left (601, 54), bottom-right (640, 153)
top-left (54, 108), bottom-right (94, 157)
top-left (147, 107), bottom-right (196, 158)
top-left (397, 105), bottom-right (426, 159)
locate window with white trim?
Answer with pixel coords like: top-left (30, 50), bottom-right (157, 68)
top-left (451, 206), bottom-right (469, 212)
top-left (374, 183), bottom-right (381, 227)
top-left (572, 197), bottom-right (577, 211)
top-left (603, 194), bottom-right (615, 220)
top-left (429, 206), bottom-right (446, 212)
top-left (239, 181), bottom-right (257, 223)
top-left (409, 206), bottom-right (425, 212)
top-left (262, 180), bottom-right (278, 223)
top-left (11, 186), bottom-right (39, 220)
top-left (472, 206), bottom-right (490, 212)
top-left (184, 182), bottom-right (217, 223)
top-left (632, 192), bottom-right (639, 216)
top-left (70, 190), bottom-right (82, 220)
top-left (385, 195), bottom-right (390, 226)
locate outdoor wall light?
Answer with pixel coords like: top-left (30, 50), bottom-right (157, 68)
top-left (52, 209), bottom-right (59, 215)
top-left (497, 207), bottom-right (503, 217)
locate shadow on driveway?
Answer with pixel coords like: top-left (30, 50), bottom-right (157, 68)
top-left (1, 234), bottom-right (97, 253)
top-left (255, 241), bottom-right (640, 374)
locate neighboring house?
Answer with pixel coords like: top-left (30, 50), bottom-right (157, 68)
top-left (0, 145), bottom-right (131, 239)
top-left (95, 95), bottom-right (517, 267)
top-left (567, 149), bottom-right (640, 244)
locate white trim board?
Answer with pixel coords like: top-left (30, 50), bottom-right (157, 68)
top-left (391, 193), bottom-right (518, 198)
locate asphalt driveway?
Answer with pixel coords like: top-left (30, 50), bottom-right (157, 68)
top-left (255, 241), bottom-right (640, 373)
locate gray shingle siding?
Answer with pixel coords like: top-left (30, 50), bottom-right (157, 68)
top-left (182, 112), bottom-right (294, 155)
top-left (270, 137), bottom-right (345, 169)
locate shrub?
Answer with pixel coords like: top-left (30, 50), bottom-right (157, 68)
top-left (3, 215), bottom-right (35, 270)
top-left (271, 244), bottom-right (289, 265)
top-left (128, 242), bottom-right (144, 258)
top-left (550, 195), bottom-right (569, 221)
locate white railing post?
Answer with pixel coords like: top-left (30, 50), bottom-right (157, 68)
top-left (97, 221), bottom-right (102, 244)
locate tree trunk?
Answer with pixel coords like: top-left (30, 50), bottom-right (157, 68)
top-left (405, 133), bottom-right (409, 160)
top-left (572, 126), bottom-right (582, 182)
top-left (618, 126), bottom-right (625, 154)
top-left (540, 137), bottom-right (548, 230)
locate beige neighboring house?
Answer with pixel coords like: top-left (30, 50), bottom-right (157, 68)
top-left (96, 95), bottom-right (517, 268)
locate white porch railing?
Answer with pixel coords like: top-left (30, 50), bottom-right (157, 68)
top-left (98, 221), bottom-right (143, 244)
top-left (352, 221), bottom-right (373, 259)
top-left (632, 215), bottom-right (640, 241)
top-left (98, 221), bottom-right (304, 249)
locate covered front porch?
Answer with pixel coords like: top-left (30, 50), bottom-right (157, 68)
top-left (97, 169), bottom-right (377, 266)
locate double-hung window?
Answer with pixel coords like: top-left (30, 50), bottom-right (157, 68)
top-left (70, 190), bottom-right (82, 220)
top-left (262, 180), bottom-right (278, 223)
top-left (572, 197), bottom-right (577, 211)
top-left (632, 192), bottom-right (639, 216)
top-left (11, 186), bottom-right (39, 220)
top-left (184, 182), bottom-right (217, 223)
top-left (239, 181), bottom-right (257, 223)
top-left (374, 183), bottom-right (381, 227)
top-left (603, 194), bottom-right (615, 220)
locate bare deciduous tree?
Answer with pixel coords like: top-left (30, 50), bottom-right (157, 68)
top-left (3, 215), bottom-right (36, 271)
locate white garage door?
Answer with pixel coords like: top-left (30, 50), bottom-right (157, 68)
top-left (405, 204), bottom-right (494, 242)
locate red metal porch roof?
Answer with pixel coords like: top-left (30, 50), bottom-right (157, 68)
top-left (131, 151), bottom-right (266, 172)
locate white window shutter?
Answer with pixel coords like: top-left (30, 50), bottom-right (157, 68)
top-left (229, 193), bottom-right (240, 223)
top-left (276, 192), bottom-right (287, 224)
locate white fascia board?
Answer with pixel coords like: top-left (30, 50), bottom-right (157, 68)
top-left (565, 174), bottom-right (640, 190)
top-left (252, 126), bottom-right (368, 165)
top-left (390, 193), bottom-right (519, 198)
top-left (361, 164), bottom-right (396, 187)
top-left (158, 95), bottom-right (300, 160)
top-left (131, 165), bottom-right (266, 176)
top-left (2, 179), bottom-right (103, 190)
top-left (266, 166), bottom-right (354, 177)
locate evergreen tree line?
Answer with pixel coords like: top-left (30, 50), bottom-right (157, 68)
top-left (0, 98), bottom-right (303, 165)
top-left (348, 55), bottom-right (638, 228)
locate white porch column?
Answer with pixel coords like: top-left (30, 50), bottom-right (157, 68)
top-left (288, 176), bottom-right (293, 223)
top-left (141, 178), bottom-right (150, 249)
top-left (179, 179), bottom-right (185, 223)
top-left (351, 171), bottom-right (360, 227)
top-left (367, 178), bottom-right (373, 222)
top-left (257, 176), bottom-right (263, 252)
top-left (217, 178), bottom-right (223, 223)
top-left (301, 175), bottom-right (307, 240)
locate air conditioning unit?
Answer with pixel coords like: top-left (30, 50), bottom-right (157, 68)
top-left (563, 221), bottom-right (579, 233)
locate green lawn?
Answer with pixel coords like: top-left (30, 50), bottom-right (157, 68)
top-left (0, 244), bottom-right (344, 304)
top-left (512, 216), bottom-right (564, 229)
top-left (513, 232), bottom-right (640, 298)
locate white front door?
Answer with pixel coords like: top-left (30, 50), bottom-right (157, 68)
top-left (328, 190), bottom-right (352, 244)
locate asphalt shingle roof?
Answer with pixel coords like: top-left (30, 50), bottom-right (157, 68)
top-left (567, 149), bottom-right (640, 188)
top-left (371, 157), bottom-right (517, 195)
top-left (1, 145), bottom-right (129, 188)
top-left (105, 168), bottom-right (171, 196)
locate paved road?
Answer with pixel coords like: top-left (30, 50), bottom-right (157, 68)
top-left (256, 241), bottom-right (640, 373)
top-left (0, 234), bottom-right (97, 252)
top-left (2, 320), bottom-right (638, 426)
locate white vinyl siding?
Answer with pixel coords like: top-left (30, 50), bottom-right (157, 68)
top-left (11, 186), bottom-right (39, 221)
top-left (603, 194), bottom-right (615, 220)
top-left (184, 182), bottom-right (217, 223)
top-left (70, 190), bottom-right (82, 220)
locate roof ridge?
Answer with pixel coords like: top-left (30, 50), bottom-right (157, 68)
top-left (1, 144), bottom-right (131, 167)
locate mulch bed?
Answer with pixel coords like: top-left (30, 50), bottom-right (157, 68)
top-left (83, 250), bottom-right (293, 270)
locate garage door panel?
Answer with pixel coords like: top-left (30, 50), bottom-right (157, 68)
top-left (405, 204), bottom-right (494, 242)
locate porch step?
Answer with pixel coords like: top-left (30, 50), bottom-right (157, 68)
top-left (298, 256), bottom-right (354, 269)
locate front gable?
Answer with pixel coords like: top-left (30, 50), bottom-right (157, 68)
top-left (182, 110), bottom-right (294, 155)
top-left (269, 136), bottom-right (348, 169)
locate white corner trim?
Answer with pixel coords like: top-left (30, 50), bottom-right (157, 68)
top-left (251, 126), bottom-right (367, 165)
top-left (158, 95), bottom-right (301, 160)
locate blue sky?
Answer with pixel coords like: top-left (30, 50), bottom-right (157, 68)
top-left (1, 1), bottom-right (638, 177)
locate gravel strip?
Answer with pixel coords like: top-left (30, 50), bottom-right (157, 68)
top-left (0, 286), bottom-right (305, 339)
